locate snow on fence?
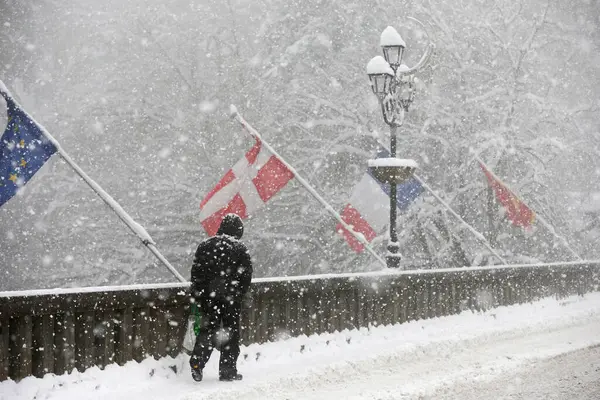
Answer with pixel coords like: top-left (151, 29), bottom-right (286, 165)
top-left (0, 261), bottom-right (598, 382)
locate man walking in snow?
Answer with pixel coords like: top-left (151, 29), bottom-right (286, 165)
top-left (189, 213), bottom-right (253, 382)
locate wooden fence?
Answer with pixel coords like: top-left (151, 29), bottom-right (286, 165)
top-left (0, 261), bottom-right (598, 382)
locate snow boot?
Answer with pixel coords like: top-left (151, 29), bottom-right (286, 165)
top-left (191, 366), bottom-right (203, 382)
top-left (219, 372), bottom-right (243, 381)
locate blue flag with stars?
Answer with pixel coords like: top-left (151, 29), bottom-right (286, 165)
top-left (0, 90), bottom-right (57, 207)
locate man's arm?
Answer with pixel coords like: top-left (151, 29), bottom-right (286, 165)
top-left (190, 242), bottom-right (211, 300)
top-left (237, 245), bottom-right (253, 297)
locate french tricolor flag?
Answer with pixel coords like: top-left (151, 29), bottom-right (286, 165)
top-left (199, 137), bottom-right (294, 236)
top-left (337, 148), bottom-right (424, 252)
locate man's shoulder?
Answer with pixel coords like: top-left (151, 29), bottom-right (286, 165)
top-left (213, 235), bottom-right (248, 254)
top-left (197, 234), bottom-right (248, 252)
top-left (195, 236), bottom-right (221, 252)
top-left (231, 240), bottom-right (250, 259)
top-left (226, 236), bottom-right (247, 248)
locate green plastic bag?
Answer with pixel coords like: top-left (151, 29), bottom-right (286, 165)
top-left (191, 303), bottom-right (202, 336)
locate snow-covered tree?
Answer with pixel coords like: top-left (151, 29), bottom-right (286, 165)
top-left (0, 0), bottom-right (598, 289)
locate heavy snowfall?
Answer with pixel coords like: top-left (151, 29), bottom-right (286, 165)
top-left (1, 0), bottom-right (599, 290)
top-left (1, 1), bottom-right (600, 399)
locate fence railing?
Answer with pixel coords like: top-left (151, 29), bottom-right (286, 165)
top-left (0, 261), bottom-right (598, 382)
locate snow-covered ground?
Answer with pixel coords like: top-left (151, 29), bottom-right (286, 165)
top-left (432, 345), bottom-right (600, 399)
top-left (2, 293), bottom-right (600, 400)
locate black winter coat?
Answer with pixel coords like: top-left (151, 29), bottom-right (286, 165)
top-left (190, 215), bottom-right (253, 304)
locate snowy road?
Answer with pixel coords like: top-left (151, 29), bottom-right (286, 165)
top-left (434, 345), bottom-right (600, 400)
top-left (306, 320), bottom-right (600, 400)
top-left (228, 316), bottom-right (600, 400)
top-left (2, 293), bottom-right (600, 400)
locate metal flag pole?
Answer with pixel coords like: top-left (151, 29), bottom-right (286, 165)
top-left (230, 105), bottom-right (387, 268)
top-left (475, 156), bottom-right (582, 261)
top-left (0, 81), bottom-right (187, 283)
top-left (371, 138), bottom-right (506, 265)
top-left (412, 174), bottom-right (507, 265)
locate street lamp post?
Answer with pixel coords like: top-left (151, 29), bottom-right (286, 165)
top-left (366, 26), bottom-right (434, 269)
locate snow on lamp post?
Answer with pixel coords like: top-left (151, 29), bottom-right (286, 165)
top-left (367, 26), bottom-right (434, 269)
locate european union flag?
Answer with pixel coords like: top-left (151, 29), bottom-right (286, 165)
top-left (0, 90), bottom-right (57, 207)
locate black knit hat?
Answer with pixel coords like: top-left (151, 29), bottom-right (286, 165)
top-left (216, 213), bottom-right (244, 239)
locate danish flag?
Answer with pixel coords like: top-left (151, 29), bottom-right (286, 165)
top-left (199, 137), bottom-right (294, 236)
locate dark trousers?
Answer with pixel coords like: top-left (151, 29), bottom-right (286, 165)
top-left (189, 299), bottom-right (241, 376)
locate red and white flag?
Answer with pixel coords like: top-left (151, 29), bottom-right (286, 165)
top-left (337, 173), bottom-right (390, 252)
top-left (199, 137), bottom-right (294, 236)
top-left (479, 161), bottom-right (535, 228)
top-left (337, 148), bottom-right (424, 253)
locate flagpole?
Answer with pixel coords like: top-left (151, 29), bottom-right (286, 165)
top-left (476, 156), bottom-right (582, 261)
top-left (0, 81), bottom-right (187, 283)
top-left (371, 138), bottom-right (506, 265)
top-left (412, 174), bottom-right (507, 265)
top-left (230, 105), bottom-right (388, 268)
